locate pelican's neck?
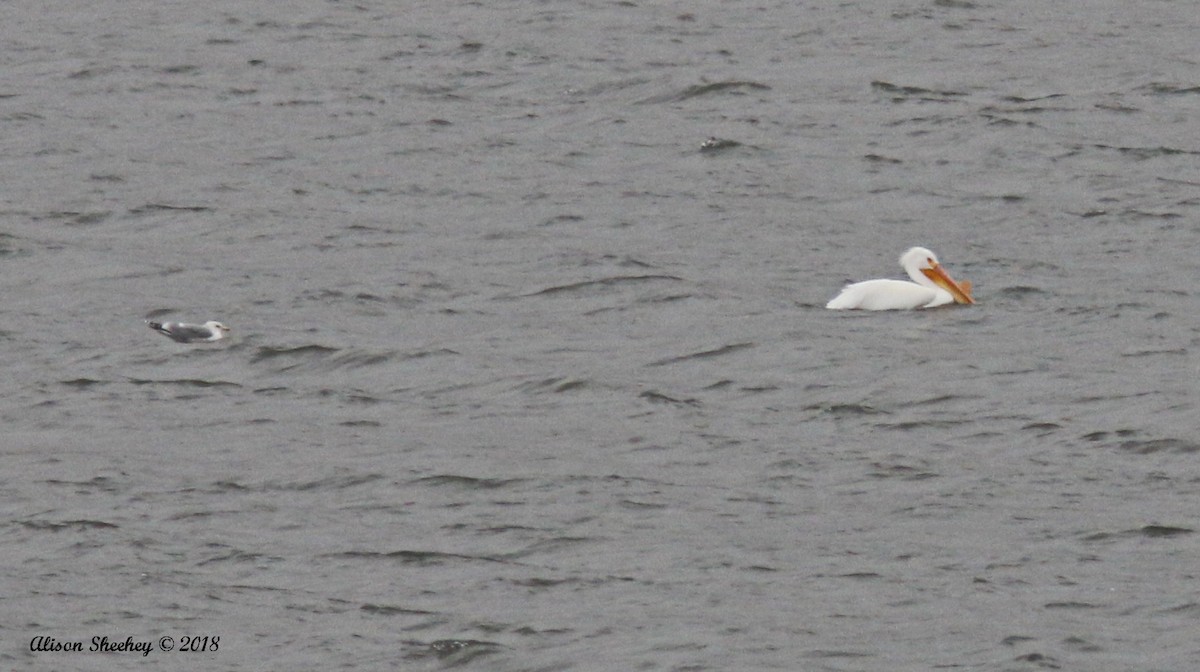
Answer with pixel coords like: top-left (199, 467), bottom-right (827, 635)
top-left (899, 248), bottom-right (937, 288)
top-left (903, 260), bottom-right (935, 288)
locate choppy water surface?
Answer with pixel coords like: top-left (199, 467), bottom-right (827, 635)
top-left (3, 1), bottom-right (1200, 669)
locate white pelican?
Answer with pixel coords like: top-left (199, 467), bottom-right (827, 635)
top-left (147, 320), bottom-right (232, 343)
top-left (825, 247), bottom-right (974, 310)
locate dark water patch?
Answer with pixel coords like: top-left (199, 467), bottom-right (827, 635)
top-left (638, 390), bottom-right (700, 406)
top-left (1001, 93), bottom-right (1066, 103)
top-left (59, 378), bottom-right (108, 388)
top-left (1157, 176), bottom-right (1200, 188)
top-left (167, 510), bottom-right (221, 521)
top-left (510, 536), bottom-right (599, 559)
top-left (45, 477), bottom-right (120, 494)
top-left (127, 203), bottom-right (213, 215)
top-left (1121, 208), bottom-right (1183, 220)
top-left (1071, 391), bottom-right (1154, 404)
top-left (1000, 635), bottom-right (1038, 646)
top-left (1120, 348), bottom-right (1187, 357)
top-left (208, 481), bottom-right (251, 493)
top-left (896, 394), bottom-right (961, 408)
top-left (1119, 438), bottom-right (1200, 454)
top-left (806, 403), bottom-right (888, 417)
top-left (1080, 429), bottom-right (1137, 442)
top-left (868, 463), bottom-right (939, 480)
top-left (619, 499), bottom-right (668, 510)
top-left (863, 153), bottom-right (903, 164)
top-left (1092, 144), bottom-right (1200, 160)
top-left (1139, 83), bottom-right (1200, 96)
top-left (197, 548), bottom-right (275, 566)
top-left (524, 274), bottom-right (684, 297)
top-left (1096, 102), bottom-right (1139, 113)
top-left (640, 80), bottom-right (770, 104)
top-left (251, 344), bottom-right (396, 372)
top-left (871, 80), bottom-right (967, 100)
top-left (982, 115), bottom-right (1038, 128)
top-left (806, 649), bottom-right (874, 659)
top-left (160, 64), bottom-right (199, 75)
top-left (271, 473), bottom-right (386, 491)
top-left (1, 108), bottom-right (44, 120)
top-left (19, 519), bottom-right (119, 532)
top-left (297, 288), bottom-right (348, 303)
top-left (0, 232), bottom-right (32, 257)
top-left (876, 419), bottom-right (971, 430)
top-left (538, 213), bottom-right (585, 227)
top-left (998, 285), bottom-right (1046, 298)
top-left (1062, 636), bottom-right (1102, 652)
top-left (51, 210), bottom-right (114, 226)
top-left (340, 393), bottom-right (386, 405)
top-left (962, 430), bottom-right (1006, 441)
top-left (1139, 525), bottom-right (1193, 538)
top-left (360, 603), bottom-right (436, 616)
top-left (645, 342), bottom-right (753, 367)
top-left (1043, 601), bottom-right (1098, 609)
top-left (1157, 603), bottom-right (1200, 615)
top-left (413, 475), bottom-right (527, 489)
top-left (126, 378), bottom-right (242, 388)
top-left (339, 419), bottom-right (381, 427)
top-left (1082, 525), bottom-right (1192, 542)
top-left (328, 550), bottom-right (510, 566)
top-left (514, 377), bottom-right (591, 394)
top-left (509, 577), bottom-right (579, 589)
top-left (980, 103), bottom-right (1075, 115)
top-left (26, 209), bottom-right (110, 227)
top-left (476, 526), bottom-right (542, 536)
top-left (1013, 652), bottom-right (1060, 666)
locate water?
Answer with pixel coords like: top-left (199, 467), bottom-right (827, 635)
top-left (3, 1), bottom-right (1199, 669)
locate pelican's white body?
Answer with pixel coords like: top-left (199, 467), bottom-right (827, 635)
top-left (825, 278), bottom-right (954, 310)
top-left (825, 247), bottom-right (969, 311)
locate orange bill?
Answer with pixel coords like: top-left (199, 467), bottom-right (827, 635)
top-left (921, 263), bottom-right (975, 304)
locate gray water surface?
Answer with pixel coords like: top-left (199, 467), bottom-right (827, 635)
top-left (3, 1), bottom-right (1199, 670)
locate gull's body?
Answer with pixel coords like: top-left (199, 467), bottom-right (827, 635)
top-left (826, 247), bottom-right (974, 311)
top-left (147, 320), bottom-right (231, 343)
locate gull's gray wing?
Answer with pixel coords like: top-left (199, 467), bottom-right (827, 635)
top-left (149, 321), bottom-right (213, 342)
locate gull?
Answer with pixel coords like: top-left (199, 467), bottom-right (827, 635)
top-left (147, 320), bottom-right (231, 343)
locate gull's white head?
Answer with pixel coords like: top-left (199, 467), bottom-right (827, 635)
top-left (205, 321), bottom-right (232, 334)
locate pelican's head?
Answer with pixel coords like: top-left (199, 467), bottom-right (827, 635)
top-left (901, 246), bottom-right (974, 304)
